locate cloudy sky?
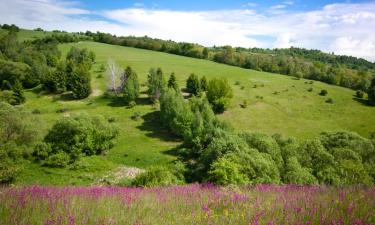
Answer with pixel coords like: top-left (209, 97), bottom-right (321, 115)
top-left (1, 0), bottom-right (375, 61)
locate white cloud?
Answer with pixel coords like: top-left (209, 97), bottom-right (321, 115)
top-left (0, 0), bottom-right (374, 61)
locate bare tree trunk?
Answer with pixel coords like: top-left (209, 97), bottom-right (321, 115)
top-left (107, 59), bottom-right (120, 94)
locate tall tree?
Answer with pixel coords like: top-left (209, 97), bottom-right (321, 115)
top-left (122, 66), bottom-right (139, 104)
top-left (147, 67), bottom-right (166, 102)
top-left (11, 80), bottom-right (25, 105)
top-left (70, 64), bottom-right (91, 99)
top-left (167, 72), bottom-right (179, 91)
top-left (106, 59), bottom-right (121, 94)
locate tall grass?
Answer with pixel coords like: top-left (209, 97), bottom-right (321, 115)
top-left (0, 184), bottom-right (374, 224)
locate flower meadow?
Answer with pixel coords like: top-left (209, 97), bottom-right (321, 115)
top-left (0, 184), bottom-right (374, 225)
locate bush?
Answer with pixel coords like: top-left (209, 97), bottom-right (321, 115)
top-left (240, 100), bottom-right (248, 108)
top-left (132, 166), bottom-right (183, 187)
top-left (326, 98), bottom-right (334, 104)
top-left (206, 78), bottom-right (233, 113)
top-left (131, 112), bottom-right (141, 121)
top-left (40, 115), bottom-right (118, 166)
top-left (355, 90), bottom-right (364, 98)
top-left (186, 73), bottom-right (201, 95)
top-left (43, 152), bottom-right (70, 168)
top-left (319, 89), bottom-right (328, 96)
top-left (307, 87), bottom-right (313, 92)
top-left (33, 142), bottom-right (52, 161)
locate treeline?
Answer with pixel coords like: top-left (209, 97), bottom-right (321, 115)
top-left (0, 30), bottom-right (95, 104)
top-left (84, 31), bottom-right (374, 92)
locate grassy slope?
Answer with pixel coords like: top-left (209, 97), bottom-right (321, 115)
top-left (15, 40), bottom-right (375, 185)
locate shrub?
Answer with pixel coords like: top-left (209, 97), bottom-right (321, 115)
top-left (32, 109), bottom-right (41, 114)
top-left (319, 89), bottom-right (328, 96)
top-left (33, 142), bottom-right (52, 161)
top-left (200, 76), bottom-right (208, 91)
top-left (208, 157), bottom-right (249, 185)
top-left (128, 101), bottom-right (136, 108)
top-left (241, 100), bottom-right (248, 108)
top-left (307, 87), bottom-right (313, 92)
top-left (41, 115), bottom-right (118, 166)
top-left (186, 73), bottom-right (201, 95)
top-left (355, 90), bottom-right (364, 98)
top-left (43, 152), bottom-right (70, 168)
top-left (108, 117), bottom-right (116, 123)
top-left (235, 81), bottom-right (240, 85)
top-left (326, 98), bottom-right (334, 104)
top-left (131, 112), bottom-right (141, 121)
top-left (132, 166), bottom-right (182, 187)
top-left (206, 78), bottom-right (233, 113)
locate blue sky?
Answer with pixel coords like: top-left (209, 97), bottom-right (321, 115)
top-left (0, 0), bottom-right (375, 61)
top-left (78, 0), bottom-right (367, 11)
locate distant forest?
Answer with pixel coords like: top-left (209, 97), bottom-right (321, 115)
top-left (83, 31), bottom-right (374, 91)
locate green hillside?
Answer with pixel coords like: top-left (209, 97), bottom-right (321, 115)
top-left (11, 40), bottom-right (374, 185)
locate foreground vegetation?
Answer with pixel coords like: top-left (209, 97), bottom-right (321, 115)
top-left (0, 184), bottom-right (374, 224)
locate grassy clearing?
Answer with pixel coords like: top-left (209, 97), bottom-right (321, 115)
top-left (14, 40), bottom-right (375, 185)
top-left (1, 185), bottom-right (374, 224)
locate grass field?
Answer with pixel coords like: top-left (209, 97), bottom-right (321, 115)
top-left (1, 185), bottom-right (374, 224)
top-left (12, 38), bottom-right (375, 185)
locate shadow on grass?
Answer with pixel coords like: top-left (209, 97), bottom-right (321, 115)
top-left (106, 96), bottom-right (152, 107)
top-left (352, 97), bottom-right (373, 106)
top-left (136, 111), bottom-right (181, 142)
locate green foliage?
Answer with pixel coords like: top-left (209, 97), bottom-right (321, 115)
top-left (43, 152), bottom-right (70, 168)
top-left (355, 90), bottom-right (364, 98)
top-left (326, 98), bottom-right (334, 104)
top-left (160, 89), bottom-right (192, 138)
top-left (186, 73), bottom-right (201, 95)
top-left (11, 80), bottom-right (25, 105)
top-left (132, 166), bottom-right (183, 187)
top-left (43, 62), bottom-right (66, 93)
top-left (167, 72), bottom-right (179, 91)
top-left (70, 64), bottom-right (92, 99)
top-left (208, 157), bottom-right (248, 185)
top-left (283, 157), bottom-right (317, 184)
top-left (122, 66), bottom-right (139, 104)
top-left (38, 115), bottom-right (118, 166)
top-left (200, 76), bottom-right (208, 91)
top-left (147, 68), bottom-right (166, 102)
top-left (319, 89), bottom-right (328, 96)
top-left (206, 78), bottom-right (233, 113)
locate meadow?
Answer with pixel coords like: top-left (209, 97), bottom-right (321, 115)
top-left (0, 184), bottom-right (373, 225)
top-left (14, 39), bottom-right (375, 185)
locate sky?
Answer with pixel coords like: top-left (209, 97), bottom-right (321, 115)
top-left (0, 0), bottom-right (375, 61)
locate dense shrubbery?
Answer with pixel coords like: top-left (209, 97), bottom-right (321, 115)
top-left (158, 90), bottom-right (375, 185)
top-left (0, 102), bottom-right (40, 183)
top-left (33, 115), bottom-right (118, 167)
top-left (132, 166), bottom-right (184, 187)
top-left (85, 31), bottom-right (375, 92)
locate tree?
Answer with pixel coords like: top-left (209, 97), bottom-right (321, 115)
top-left (147, 67), bottom-right (166, 102)
top-left (200, 76), bottom-right (208, 91)
top-left (43, 62), bottom-right (66, 93)
top-left (70, 64), bottom-right (91, 99)
top-left (368, 77), bottom-right (375, 105)
top-left (11, 80), bottom-right (25, 105)
top-left (206, 78), bottom-right (233, 113)
top-left (122, 66), bottom-right (139, 104)
top-left (106, 59), bottom-right (122, 94)
top-left (186, 73), bottom-right (200, 95)
top-left (167, 72), bottom-right (179, 91)
top-left (160, 89), bottom-right (193, 138)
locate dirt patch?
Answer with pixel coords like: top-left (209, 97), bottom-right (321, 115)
top-left (91, 88), bottom-right (103, 97)
top-left (93, 166), bottom-right (145, 185)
